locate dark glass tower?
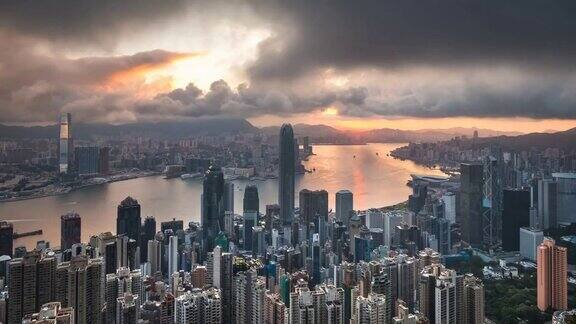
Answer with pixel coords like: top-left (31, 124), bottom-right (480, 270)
top-left (502, 188), bottom-right (530, 251)
top-left (140, 216), bottom-right (156, 262)
top-left (458, 163), bottom-right (484, 247)
top-left (278, 124), bottom-right (295, 226)
top-left (202, 165), bottom-right (225, 251)
top-left (60, 212), bottom-right (81, 250)
top-left (117, 197), bottom-right (141, 246)
top-left (243, 185), bottom-right (260, 214)
top-left (0, 221), bottom-right (13, 257)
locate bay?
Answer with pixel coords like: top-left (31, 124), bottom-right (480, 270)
top-left (0, 143), bottom-right (444, 249)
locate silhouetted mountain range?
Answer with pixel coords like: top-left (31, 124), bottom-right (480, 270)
top-left (472, 127), bottom-right (576, 151)
top-left (261, 123), bottom-right (523, 143)
top-left (0, 117), bottom-right (258, 140)
top-left (2, 118), bottom-right (575, 151)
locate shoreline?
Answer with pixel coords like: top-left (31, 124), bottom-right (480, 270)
top-left (0, 171), bottom-right (161, 204)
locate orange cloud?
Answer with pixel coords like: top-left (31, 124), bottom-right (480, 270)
top-left (104, 52), bottom-right (199, 91)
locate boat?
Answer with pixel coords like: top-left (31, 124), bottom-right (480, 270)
top-left (180, 172), bottom-right (202, 180)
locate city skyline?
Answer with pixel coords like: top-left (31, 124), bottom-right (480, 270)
top-left (1, 1), bottom-right (576, 323)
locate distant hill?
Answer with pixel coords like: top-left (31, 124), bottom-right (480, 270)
top-left (0, 117), bottom-right (258, 140)
top-left (261, 124), bottom-right (523, 143)
top-left (473, 127), bottom-right (576, 151)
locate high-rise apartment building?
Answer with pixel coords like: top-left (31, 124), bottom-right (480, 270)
top-left (61, 212), bottom-right (81, 251)
top-left (8, 251), bottom-right (57, 323)
top-left (105, 267), bottom-right (143, 323)
top-left (174, 288), bottom-right (222, 324)
top-left (537, 238), bottom-right (568, 311)
top-left (279, 124), bottom-right (296, 226)
top-left (55, 255), bottom-right (103, 324)
top-left (462, 274), bottom-right (484, 324)
top-left (435, 270), bottom-right (457, 324)
top-left (22, 302), bottom-right (74, 324)
top-left (356, 292), bottom-right (388, 324)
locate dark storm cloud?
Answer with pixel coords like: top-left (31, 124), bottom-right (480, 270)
top-left (0, 0), bottom-right (189, 47)
top-left (2, 0), bottom-right (576, 122)
top-left (249, 0), bottom-right (576, 80)
top-left (134, 80), bottom-right (369, 119)
top-left (0, 32), bottom-right (194, 122)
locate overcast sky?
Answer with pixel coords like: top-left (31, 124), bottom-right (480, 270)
top-left (1, 0), bottom-right (575, 132)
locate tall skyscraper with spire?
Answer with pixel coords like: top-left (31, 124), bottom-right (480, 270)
top-left (58, 112), bottom-right (73, 174)
top-left (278, 124), bottom-right (295, 227)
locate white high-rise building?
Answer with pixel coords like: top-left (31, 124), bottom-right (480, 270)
top-left (442, 193), bottom-right (456, 224)
top-left (366, 209), bottom-right (384, 229)
top-left (435, 270), bottom-right (457, 324)
top-left (168, 235), bottom-right (179, 277)
top-left (58, 113), bottom-right (73, 174)
top-left (519, 227), bottom-right (544, 261)
top-left (147, 240), bottom-right (161, 275)
top-left (384, 212), bottom-right (404, 247)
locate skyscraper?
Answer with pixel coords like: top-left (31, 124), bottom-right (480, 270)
top-left (56, 255), bottom-right (103, 324)
top-left (202, 166), bottom-right (225, 252)
top-left (117, 197), bottom-right (142, 247)
top-left (223, 181), bottom-right (235, 213)
top-left (551, 173), bottom-right (576, 225)
top-left (299, 189), bottom-right (329, 231)
top-left (175, 288), bottom-right (222, 324)
top-left (0, 221), bottom-right (13, 257)
top-left (537, 238), bottom-right (568, 311)
top-left (501, 189), bottom-right (530, 252)
top-left (168, 235), bottom-right (179, 276)
top-left (243, 184), bottom-right (259, 214)
top-left (140, 216), bottom-right (156, 262)
top-left (462, 274), bottom-right (485, 324)
top-left (75, 146), bottom-right (100, 176)
top-left (8, 251), bottom-right (57, 323)
top-left (335, 190), bottom-right (353, 225)
top-left (538, 179), bottom-right (558, 229)
top-left (60, 212), bottom-right (81, 251)
top-left (279, 123), bottom-right (296, 226)
top-left (435, 270), bottom-right (457, 324)
top-left (458, 163), bottom-right (484, 247)
top-left (243, 211), bottom-right (257, 252)
top-left (58, 112), bottom-right (73, 174)
top-left (105, 267), bottom-right (143, 323)
top-left (519, 227), bottom-right (544, 261)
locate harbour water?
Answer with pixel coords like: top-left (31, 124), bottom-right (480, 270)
top-left (0, 143), bottom-right (444, 249)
